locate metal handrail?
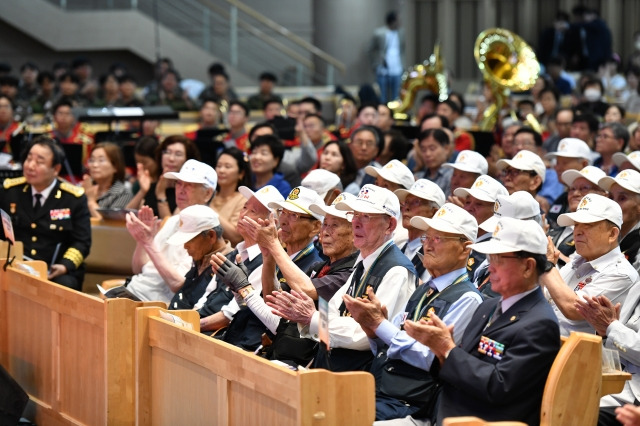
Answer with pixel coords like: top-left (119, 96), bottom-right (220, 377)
top-left (221, 0), bottom-right (346, 75)
top-left (194, 0), bottom-right (314, 70)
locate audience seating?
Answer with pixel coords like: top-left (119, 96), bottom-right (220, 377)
top-left (83, 219), bottom-right (136, 294)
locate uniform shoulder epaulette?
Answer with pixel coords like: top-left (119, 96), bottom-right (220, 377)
top-left (59, 182), bottom-right (85, 197)
top-left (3, 176), bottom-right (26, 189)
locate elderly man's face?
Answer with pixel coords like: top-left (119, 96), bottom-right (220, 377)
top-left (486, 252), bottom-right (532, 298)
top-left (462, 195), bottom-right (495, 226)
top-left (567, 177), bottom-right (605, 212)
top-left (609, 183), bottom-right (640, 231)
top-left (277, 208), bottom-right (319, 249)
top-left (500, 167), bottom-right (539, 195)
top-left (554, 156), bottom-right (586, 181)
top-left (175, 180), bottom-right (211, 211)
top-left (573, 220), bottom-right (618, 262)
top-left (351, 212), bottom-right (392, 255)
top-left (401, 194), bottom-right (438, 230)
top-left (450, 169), bottom-right (479, 193)
top-left (421, 229), bottom-right (467, 277)
top-left (350, 130), bottom-right (379, 165)
top-left (184, 231), bottom-right (214, 262)
top-left (320, 215), bottom-right (354, 262)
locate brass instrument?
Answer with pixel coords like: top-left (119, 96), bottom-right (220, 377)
top-left (389, 43), bottom-right (448, 120)
top-left (474, 28), bottom-right (539, 131)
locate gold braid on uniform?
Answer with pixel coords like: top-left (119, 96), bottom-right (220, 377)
top-left (63, 248), bottom-right (84, 268)
top-left (59, 182), bottom-right (85, 197)
top-left (3, 176), bottom-right (26, 189)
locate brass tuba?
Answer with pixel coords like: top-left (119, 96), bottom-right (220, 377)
top-left (389, 42), bottom-right (448, 120)
top-left (474, 28), bottom-right (540, 131)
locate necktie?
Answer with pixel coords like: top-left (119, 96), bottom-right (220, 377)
top-left (485, 303), bottom-right (502, 330)
top-left (350, 261), bottom-right (365, 297)
top-left (34, 193), bottom-right (43, 212)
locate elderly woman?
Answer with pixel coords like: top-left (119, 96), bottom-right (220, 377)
top-left (82, 142), bottom-right (133, 218)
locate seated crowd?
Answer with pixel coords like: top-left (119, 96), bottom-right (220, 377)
top-left (3, 57), bottom-right (640, 425)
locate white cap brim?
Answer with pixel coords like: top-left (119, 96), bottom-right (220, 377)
top-left (557, 210), bottom-right (607, 227)
top-left (453, 187), bottom-right (496, 203)
top-left (410, 216), bottom-right (461, 235)
top-left (167, 230), bottom-right (201, 246)
top-left (442, 163), bottom-right (483, 174)
top-left (599, 176), bottom-right (640, 194)
top-left (335, 198), bottom-right (386, 216)
top-left (268, 200), bottom-right (323, 220)
top-left (164, 171), bottom-right (207, 185)
top-left (561, 170), bottom-right (600, 187)
top-left (469, 239), bottom-right (522, 254)
top-left (309, 203), bottom-right (350, 220)
top-left (479, 215), bottom-right (499, 234)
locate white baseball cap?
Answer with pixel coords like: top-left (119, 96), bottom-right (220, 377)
top-left (301, 169), bottom-right (343, 200)
top-left (269, 186), bottom-right (325, 221)
top-left (599, 169), bottom-right (640, 195)
top-left (557, 193), bottom-right (623, 228)
top-left (394, 179), bottom-right (446, 207)
top-left (453, 175), bottom-right (509, 203)
top-left (561, 165), bottom-right (607, 187)
top-left (612, 151), bottom-right (640, 171)
top-left (443, 150), bottom-right (489, 174)
top-left (365, 159), bottom-right (415, 189)
top-left (238, 185), bottom-right (284, 212)
top-left (480, 191), bottom-right (541, 233)
top-left (410, 203), bottom-right (478, 242)
top-left (164, 159), bottom-right (217, 189)
top-left (497, 150), bottom-right (546, 182)
top-left (545, 138), bottom-right (592, 161)
top-left (167, 205), bottom-right (220, 246)
top-left (470, 217), bottom-right (548, 255)
top-left (310, 192), bottom-right (356, 220)
top-left (335, 184), bottom-right (401, 220)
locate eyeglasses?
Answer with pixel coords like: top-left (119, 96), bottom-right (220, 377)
top-left (162, 149), bottom-right (186, 159)
top-left (401, 198), bottom-right (427, 210)
top-left (568, 184), bottom-right (600, 194)
top-left (346, 212), bottom-right (388, 224)
top-left (351, 139), bottom-right (377, 148)
top-left (486, 253), bottom-right (523, 265)
top-left (420, 234), bottom-right (467, 245)
top-left (276, 209), bottom-right (315, 222)
top-left (500, 167), bottom-right (535, 180)
top-left (88, 157), bottom-right (109, 165)
top-left (597, 133), bottom-right (615, 139)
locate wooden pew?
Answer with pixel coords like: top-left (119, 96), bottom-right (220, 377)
top-left (443, 332), bottom-right (632, 426)
top-left (0, 261), bottom-right (163, 425)
top-left (135, 307), bottom-right (376, 425)
top-left (83, 219), bottom-right (137, 293)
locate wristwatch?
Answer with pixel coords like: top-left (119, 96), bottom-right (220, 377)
top-left (544, 260), bottom-right (556, 273)
top-left (239, 286), bottom-right (253, 299)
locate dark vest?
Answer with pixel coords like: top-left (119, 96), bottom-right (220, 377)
top-left (621, 228), bottom-right (640, 266)
top-left (372, 276), bottom-right (478, 413)
top-left (316, 243), bottom-right (417, 372)
top-left (548, 225), bottom-right (575, 268)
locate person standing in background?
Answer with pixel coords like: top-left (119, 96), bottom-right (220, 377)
top-left (370, 11), bottom-right (405, 103)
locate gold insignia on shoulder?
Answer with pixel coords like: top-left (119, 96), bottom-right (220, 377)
top-left (55, 190), bottom-right (62, 199)
top-left (467, 258), bottom-right (475, 267)
top-left (510, 316), bottom-right (516, 321)
top-left (566, 240), bottom-right (575, 247)
top-left (3, 176), bottom-right (26, 189)
top-left (59, 182), bottom-right (85, 197)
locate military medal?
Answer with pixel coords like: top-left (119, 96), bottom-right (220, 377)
top-left (10, 203), bottom-right (16, 214)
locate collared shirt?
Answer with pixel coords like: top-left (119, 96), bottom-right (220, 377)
top-left (96, 180), bottom-right (133, 210)
top-left (502, 286), bottom-right (539, 313)
top-left (403, 237), bottom-right (430, 283)
top-left (372, 267), bottom-right (482, 371)
top-left (551, 246), bottom-right (639, 336)
top-left (31, 179), bottom-right (57, 206)
top-left (219, 242), bottom-right (263, 320)
top-left (303, 239), bottom-right (416, 350)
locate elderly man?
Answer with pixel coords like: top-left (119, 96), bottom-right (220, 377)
top-left (453, 175), bottom-right (508, 279)
top-left (348, 126), bottom-right (384, 193)
top-left (548, 165), bottom-right (607, 266)
top-left (301, 169), bottom-right (343, 205)
top-left (443, 150), bottom-right (489, 206)
top-left (196, 185), bottom-right (283, 338)
top-left (543, 193), bottom-right (639, 336)
top-left (497, 149), bottom-right (546, 201)
top-left (394, 179), bottom-right (446, 282)
top-left (599, 169), bottom-right (640, 273)
top-left (395, 218), bottom-right (560, 425)
top-left (594, 122), bottom-right (630, 176)
top-left (267, 184), bottom-right (417, 372)
top-left (167, 205), bottom-right (232, 310)
top-left (115, 159), bottom-right (217, 303)
top-left (213, 186), bottom-right (323, 356)
top-left (545, 137), bottom-right (593, 226)
top-left (343, 203), bottom-right (482, 421)
top-left (473, 191), bottom-right (544, 297)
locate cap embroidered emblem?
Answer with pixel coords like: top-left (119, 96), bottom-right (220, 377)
top-left (288, 187), bottom-right (300, 200)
